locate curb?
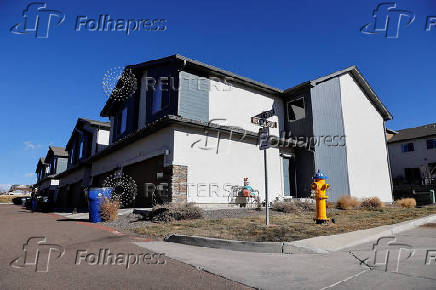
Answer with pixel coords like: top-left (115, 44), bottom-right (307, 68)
top-left (164, 214), bottom-right (436, 254)
top-left (165, 235), bottom-right (284, 253)
top-left (292, 213), bottom-right (436, 253)
top-left (164, 235), bottom-right (325, 254)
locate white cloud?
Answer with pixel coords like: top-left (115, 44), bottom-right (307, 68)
top-left (24, 141), bottom-right (43, 150)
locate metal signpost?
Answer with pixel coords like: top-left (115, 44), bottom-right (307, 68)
top-left (252, 108), bottom-right (276, 226)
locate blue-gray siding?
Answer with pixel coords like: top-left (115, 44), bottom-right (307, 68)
top-left (178, 71), bottom-right (210, 122)
top-left (310, 77), bottom-right (350, 201)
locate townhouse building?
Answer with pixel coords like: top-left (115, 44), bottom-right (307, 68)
top-left (55, 118), bottom-right (110, 208)
top-left (34, 146), bottom-right (68, 200)
top-left (36, 54), bottom-right (394, 208)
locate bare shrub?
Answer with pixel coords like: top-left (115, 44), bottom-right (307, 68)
top-left (100, 197), bottom-right (119, 222)
top-left (395, 198), bottom-right (416, 208)
top-left (360, 197), bottom-right (384, 210)
top-left (336, 195), bottom-right (361, 210)
top-left (271, 200), bottom-right (314, 214)
top-left (152, 203), bottom-right (204, 223)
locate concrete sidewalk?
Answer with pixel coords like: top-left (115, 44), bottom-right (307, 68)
top-left (289, 214), bottom-right (436, 253)
top-left (135, 226), bottom-right (436, 289)
top-left (135, 241), bottom-right (365, 289)
top-left (53, 208), bottom-right (151, 220)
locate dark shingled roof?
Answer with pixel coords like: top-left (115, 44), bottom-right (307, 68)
top-left (100, 54), bottom-right (283, 117)
top-left (388, 124), bottom-right (436, 143)
top-left (49, 146), bottom-right (68, 157)
top-left (78, 118), bottom-right (110, 128)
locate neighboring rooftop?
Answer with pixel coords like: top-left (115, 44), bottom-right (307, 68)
top-left (388, 123), bottom-right (436, 143)
top-left (49, 146), bottom-right (69, 157)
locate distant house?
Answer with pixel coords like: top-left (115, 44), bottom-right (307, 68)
top-left (8, 184), bottom-right (32, 195)
top-left (49, 54), bottom-right (393, 208)
top-left (388, 124), bottom-right (436, 185)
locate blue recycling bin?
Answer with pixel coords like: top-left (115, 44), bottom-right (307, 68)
top-left (87, 187), bottom-right (112, 223)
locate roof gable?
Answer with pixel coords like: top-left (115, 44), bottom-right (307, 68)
top-left (284, 66), bottom-right (392, 121)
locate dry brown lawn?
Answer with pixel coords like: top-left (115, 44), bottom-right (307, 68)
top-left (0, 195), bottom-right (26, 203)
top-left (133, 205), bottom-right (436, 242)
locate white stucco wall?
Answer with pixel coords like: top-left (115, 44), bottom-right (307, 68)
top-left (173, 126), bottom-right (284, 204)
top-left (388, 138), bottom-right (436, 179)
top-left (91, 127), bottom-right (174, 177)
top-left (59, 167), bottom-right (86, 187)
top-left (208, 79), bottom-right (285, 136)
top-left (339, 74), bottom-right (392, 202)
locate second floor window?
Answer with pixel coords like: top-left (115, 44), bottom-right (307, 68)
top-left (402, 143), bottom-right (414, 152)
top-left (79, 139), bottom-right (84, 159)
top-left (70, 148), bottom-right (75, 165)
top-left (427, 139), bottom-right (436, 150)
top-left (120, 106), bottom-right (128, 134)
top-left (152, 81), bottom-right (162, 114)
top-left (287, 97), bottom-right (305, 122)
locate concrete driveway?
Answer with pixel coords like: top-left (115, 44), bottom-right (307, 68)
top-left (0, 205), bottom-right (249, 289)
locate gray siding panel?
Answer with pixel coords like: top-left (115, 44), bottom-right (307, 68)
top-left (282, 158), bottom-right (291, 196)
top-left (179, 71), bottom-right (209, 122)
top-left (57, 157), bottom-right (68, 174)
top-left (310, 78), bottom-right (350, 201)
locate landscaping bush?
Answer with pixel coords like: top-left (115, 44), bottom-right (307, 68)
top-left (360, 197), bottom-right (384, 210)
top-left (271, 200), bottom-right (314, 214)
top-left (100, 197), bottom-right (119, 222)
top-left (395, 198), bottom-right (416, 208)
top-left (336, 195), bottom-right (361, 210)
top-left (152, 203), bottom-right (204, 223)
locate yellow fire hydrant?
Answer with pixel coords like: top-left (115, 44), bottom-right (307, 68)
top-left (311, 170), bottom-right (331, 224)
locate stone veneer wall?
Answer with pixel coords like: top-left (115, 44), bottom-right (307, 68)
top-left (164, 165), bottom-right (188, 203)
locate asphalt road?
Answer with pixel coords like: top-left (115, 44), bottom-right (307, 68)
top-left (0, 204), bottom-right (250, 289)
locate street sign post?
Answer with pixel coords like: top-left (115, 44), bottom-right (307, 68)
top-left (252, 109), bottom-right (276, 226)
top-left (258, 127), bottom-right (270, 150)
top-left (258, 127), bottom-right (270, 226)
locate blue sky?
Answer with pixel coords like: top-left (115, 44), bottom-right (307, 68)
top-left (0, 0), bottom-right (435, 185)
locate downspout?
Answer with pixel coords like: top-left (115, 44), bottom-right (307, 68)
top-left (383, 121), bottom-right (394, 202)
